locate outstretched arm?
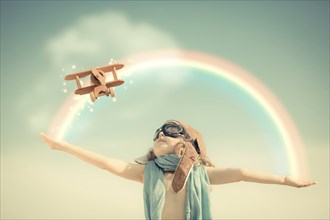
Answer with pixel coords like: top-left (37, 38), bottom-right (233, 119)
top-left (206, 167), bottom-right (316, 188)
top-left (40, 133), bottom-right (144, 183)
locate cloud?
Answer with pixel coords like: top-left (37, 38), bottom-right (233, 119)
top-left (46, 11), bottom-right (179, 66)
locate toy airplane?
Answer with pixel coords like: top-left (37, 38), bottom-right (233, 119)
top-left (64, 64), bottom-right (125, 102)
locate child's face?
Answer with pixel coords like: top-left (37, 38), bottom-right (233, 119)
top-left (152, 131), bottom-right (184, 157)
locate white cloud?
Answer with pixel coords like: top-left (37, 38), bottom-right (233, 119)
top-left (46, 11), bottom-right (179, 66)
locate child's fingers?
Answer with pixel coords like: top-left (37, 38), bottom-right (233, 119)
top-left (40, 133), bottom-right (49, 142)
top-left (308, 181), bottom-right (317, 186)
top-left (40, 133), bottom-right (53, 145)
top-left (300, 180), bottom-right (317, 187)
top-left (40, 133), bottom-right (47, 141)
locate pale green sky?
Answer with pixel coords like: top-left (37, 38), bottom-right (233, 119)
top-left (1, 1), bottom-right (329, 219)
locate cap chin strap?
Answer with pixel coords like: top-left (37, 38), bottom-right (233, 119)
top-left (172, 142), bottom-right (199, 193)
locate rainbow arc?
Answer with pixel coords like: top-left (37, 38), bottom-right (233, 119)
top-left (48, 50), bottom-right (308, 178)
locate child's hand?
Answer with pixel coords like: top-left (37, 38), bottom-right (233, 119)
top-left (284, 176), bottom-right (317, 188)
top-left (40, 133), bottom-right (67, 151)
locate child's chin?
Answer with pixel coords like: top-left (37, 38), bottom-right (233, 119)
top-left (154, 148), bottom-right (172, 157)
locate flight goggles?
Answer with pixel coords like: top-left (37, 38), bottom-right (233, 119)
top-left (153, 121), bottom-right (201, 154)
top-left (153, 121), bottom-right (188, 141)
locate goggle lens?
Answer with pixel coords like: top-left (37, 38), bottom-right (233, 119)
top-left (153, 123), bottom-right (185, 141)
top-left (164, 124), bottom-right (183, 134)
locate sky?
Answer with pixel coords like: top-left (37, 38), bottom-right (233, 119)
top-left (1, 1), bottom-right (329, 219)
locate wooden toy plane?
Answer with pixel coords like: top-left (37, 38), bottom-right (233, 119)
top-left (64, 64), bottom-right (124, 102)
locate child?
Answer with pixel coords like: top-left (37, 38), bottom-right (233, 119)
top-left (40, 120), bottom-right (316, 220)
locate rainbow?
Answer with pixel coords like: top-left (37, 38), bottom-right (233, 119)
top-left (48, 50), bottom-right (308, 178)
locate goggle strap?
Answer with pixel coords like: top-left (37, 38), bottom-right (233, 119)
top-left (193, 139), bottom-right (201, 154)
